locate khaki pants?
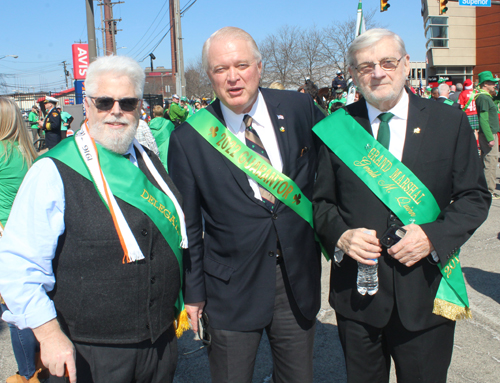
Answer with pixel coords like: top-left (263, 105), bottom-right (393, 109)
top-left (479, 132), bottom-right (499, 194)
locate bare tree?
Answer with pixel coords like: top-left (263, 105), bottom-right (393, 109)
top-left (260, 25), bottom-right (301, 88)
top-left (293, 26), bottom-right (330, 87)
top-left (185, 56), bottom-right (213, 99)
top-left (321, 8), bottom-right (379, 79)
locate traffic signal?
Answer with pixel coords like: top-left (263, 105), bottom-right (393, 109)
top-left (380, 0), bottom-right (390, 12)
top-left (439, 0), bottom-right (448, 15)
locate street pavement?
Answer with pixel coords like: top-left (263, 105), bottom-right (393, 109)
top-left (1, 182), bottom-right (500, 382)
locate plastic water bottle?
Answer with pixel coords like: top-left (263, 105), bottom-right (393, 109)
top-left (357, 259), bottom-right (378, 296)
top-left (356, 230), bottom-right (379, 296)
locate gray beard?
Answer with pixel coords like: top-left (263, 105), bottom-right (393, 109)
top-left (89, 119), bottom-right (138, 154)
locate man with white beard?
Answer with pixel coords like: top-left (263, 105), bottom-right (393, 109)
top-left (0, 56), bottom-right (187, 383)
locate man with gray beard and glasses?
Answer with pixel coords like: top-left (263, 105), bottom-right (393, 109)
top-left (0, 55), bottom-right (188, 383)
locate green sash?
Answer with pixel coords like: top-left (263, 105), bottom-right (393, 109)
top-left (40, 137), bottom-right (185, 318)
top-left (313, 108), bottom-right (471, 320)
top-left (187, 109), bottom-right (329, 259)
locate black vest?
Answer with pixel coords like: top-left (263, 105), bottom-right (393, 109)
top-left (49, 150), bottom-right (181, 344)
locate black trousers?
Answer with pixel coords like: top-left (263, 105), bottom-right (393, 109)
top-left (49, 326), bottom-right (177, 383)
top-left (207, 260), bottom-right (316, 383)
top-left (336, 309), bottom-right (456, 383)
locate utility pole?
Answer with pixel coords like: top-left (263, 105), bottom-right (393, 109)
top-left (97, 0), bottom-right (123, 56)
top-left (86, 0), bottom-right (97, 63)
top-left (170, 0), bottom-right (186, 97)
top-left (62, 61), bottom-right (69, 88)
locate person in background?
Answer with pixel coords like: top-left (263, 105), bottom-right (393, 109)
top-left (431, 87), bottom-right (439, 100)
top-left (475, 71), bottom-right (500, 199)
top-left (181, 97), bottom-right (194, 117)
top-left (149, 105), bottom-right (175, 171)
top-left (28, 105), bottom-right (40, 143)
top-left (268, 81), bottom-right (285, 90)
top-left (38, 96), bottom-right (61, 149)
top-left (332, 70), bottom-right (347, 91)
top-left (0, 97), bottom-right (42, 383)
top-left (459, 79), bottom-right (479, 140)
top-left (169, 94), bottom-right (188, 127)
top-left (436, 83), bottom-right (461, 109)
top-left (449, 83), bottom-right (462, 102)
top-left (56, 106), bottom-right (74, 140)
top-left (193, 100), bottom-right (202, 113)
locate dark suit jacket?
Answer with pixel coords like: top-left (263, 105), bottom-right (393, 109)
top-left (436, 96), bottom-right (461, 110)
top-left (168, 88), bottom-right (325, 331)
top-left (313, 90), bottom-right (491, 332)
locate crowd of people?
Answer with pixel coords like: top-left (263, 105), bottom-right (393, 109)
top-left (0, 26), bottom-right (495, 383)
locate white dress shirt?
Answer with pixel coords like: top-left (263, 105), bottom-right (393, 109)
top-left (220, 90), bottom-right (283, 201)
top-left (0, 143), bottom-right (137, 329)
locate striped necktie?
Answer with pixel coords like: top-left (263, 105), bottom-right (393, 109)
top-left (243, 114), bottom-right (276, 210)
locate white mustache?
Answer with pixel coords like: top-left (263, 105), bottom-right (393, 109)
top-left (103, 118), bottom-right (130, 125)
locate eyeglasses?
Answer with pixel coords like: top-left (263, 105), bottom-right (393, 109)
top-left (354, 56), bottom-right (405, 75)
top-left (88, 96), bottom-right (140, 112)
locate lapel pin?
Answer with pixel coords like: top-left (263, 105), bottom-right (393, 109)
top-left (280, 127), bottom-right (285, 132)
top-left (414, 127), bottom-right (421, 134)
top-left (277, 115), bottom-right (284, 120)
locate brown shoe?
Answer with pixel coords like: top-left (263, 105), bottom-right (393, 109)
top-left (5, 368), bottom-right (41, 383)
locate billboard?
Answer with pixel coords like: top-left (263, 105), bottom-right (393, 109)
top-left (72, 44), bottom-right (89, 80)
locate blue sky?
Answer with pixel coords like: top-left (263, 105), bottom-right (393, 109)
top-left (0, 0), bottom-right (427, 93)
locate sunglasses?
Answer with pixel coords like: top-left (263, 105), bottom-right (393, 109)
top-left (88, 96), bottom-right (140, 112)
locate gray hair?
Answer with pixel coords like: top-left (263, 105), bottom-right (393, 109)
top-left (202, 27), bottom-right (262, 73)
top-left (456, 83), bottom-right (463, 91)
top-left (85, 55), bottom-right (145, 98)
top-left (347, 28), bottom-right (407, 67)
top-left (438, 83), bottom-right (450, 96)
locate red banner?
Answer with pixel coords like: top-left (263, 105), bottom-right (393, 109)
top-left (72, 44), bottom-right (89, 80)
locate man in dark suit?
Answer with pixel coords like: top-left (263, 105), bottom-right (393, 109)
top-left (436, 83), bottom-right (461, 109)
top-left (168, 27), bottom-right (324, 383)
top-left (313, 29), bottom-right (491, 383)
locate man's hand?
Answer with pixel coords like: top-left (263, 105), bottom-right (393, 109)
top-left (488, 140), bottom-right (495, 147)
top-left (387, 224), bottom-right (434, 267)
top-left (32, 319), bottom-right (77, 383)
top-left (337, 229), bottom-right (381, 265)
top-left (185, 301), bottom-right (205, 333)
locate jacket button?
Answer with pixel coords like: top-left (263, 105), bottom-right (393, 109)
top-left (142, 229), bottom-right (148, 236)
top-left (146, 324), bottom-right (150, 329)
top-left (268, 251), bottom-right (275, 257)
top-left (149, 300), bottom-right (154, 307)
top-left (272, 214), bottom-right (278, 220)
top-left (151, 277), bottom-right (156, 284)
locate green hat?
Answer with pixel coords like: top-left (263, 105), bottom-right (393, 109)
top-left (437, 78), bottom-right (446, 84)
top-left (478, 71), bottom-right (499, 85)
top-left (426, 86), bottom-right (432, 91)
top-left (181, 96), bottom-right (188, 101)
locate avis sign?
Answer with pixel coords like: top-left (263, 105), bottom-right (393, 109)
top-left (459, 0), bottom-right (491, 6)
top-left (72, 44), bottom-right (89, 80)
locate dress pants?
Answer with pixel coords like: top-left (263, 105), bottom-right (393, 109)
top-left (479, 132), bottom-right (499, 194)
top-left (49, 325), bottom-right (177, 383)
top-left (207, 259), bottom-right (316, 383)
top-left (336, 309), bottom-right (456, 383)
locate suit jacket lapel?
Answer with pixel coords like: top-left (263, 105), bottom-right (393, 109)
top-left (206, 101), bottom-right (259, 203)
top-left (346, 100), bottom-right (373, 136)
top-left (402, 92), bottom-right (429, 169)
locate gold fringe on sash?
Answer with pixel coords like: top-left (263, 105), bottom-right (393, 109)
top-left (432, 298), bottom-right (472, 321)
top-left (175, 309), bottom-right (190, 338)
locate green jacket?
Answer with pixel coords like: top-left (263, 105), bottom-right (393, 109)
top-left (148, 117), bottom-right (175, 171)
top-left (169, 102), bottom-right (187, 124)
top-left (475, 90), bottom-right (500, 141)
top-left (28, 111), bottom-right (39, 129)
top-left (60, 111), bottom-right (73, 131)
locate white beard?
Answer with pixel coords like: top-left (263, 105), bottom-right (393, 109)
top-left (89, 117), bottom-right (138, 154)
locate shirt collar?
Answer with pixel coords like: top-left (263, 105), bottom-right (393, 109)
top-left (220, 90), bottom-right (265, 133)
top-left (366, 88), bottom-right (409, 124)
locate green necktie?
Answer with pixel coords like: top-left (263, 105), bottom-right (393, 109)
top-left (377, 112), bottom-right (394, 149)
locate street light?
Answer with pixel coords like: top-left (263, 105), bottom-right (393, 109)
top-left (0, 55), bottom-right (18, 60)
